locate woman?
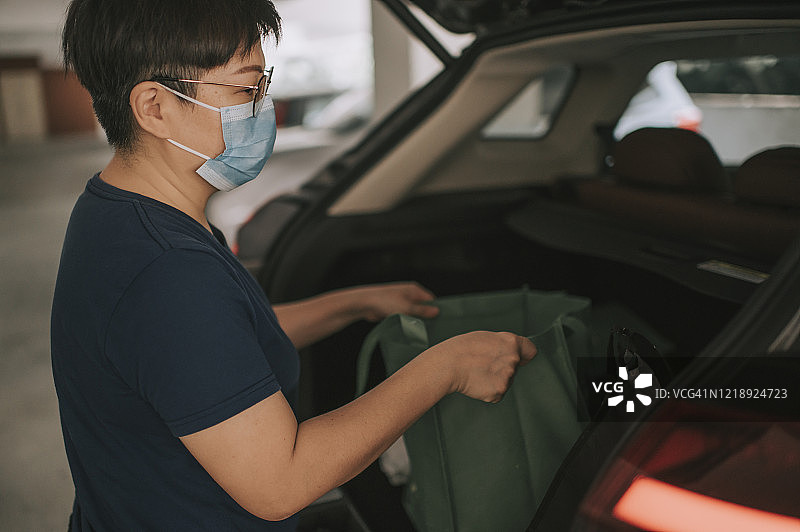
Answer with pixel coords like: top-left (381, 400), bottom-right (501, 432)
top-left (51, 1), bottom-right (536, 529)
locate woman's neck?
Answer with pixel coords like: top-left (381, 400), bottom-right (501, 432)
top-left (100, 147), bottom-right (217, 233)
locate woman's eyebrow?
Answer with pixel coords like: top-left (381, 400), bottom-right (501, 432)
top-left (233, 65), bottom-right (266, 75)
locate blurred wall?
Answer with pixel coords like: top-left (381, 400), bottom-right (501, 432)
top-left (0, 0), bottom-right (97, 142)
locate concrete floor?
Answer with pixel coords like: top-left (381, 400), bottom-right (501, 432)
top-left (0, 129), bottom-right (351, 530)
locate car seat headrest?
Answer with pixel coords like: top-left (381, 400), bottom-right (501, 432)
top-left (610, 127), bottom-right (728, 192)
top-left (735, 146), bottom-right (800, 208)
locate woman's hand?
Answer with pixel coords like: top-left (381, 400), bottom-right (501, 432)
top-left (274, 281), bottom-right (439, 350)
top-left (425, 331), bottom-right (537, 403)
top-left (352, 282), bottom-right (440, 322)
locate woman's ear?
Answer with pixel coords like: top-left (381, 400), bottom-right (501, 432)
top-left (129, 81), bottom-right (171, 139)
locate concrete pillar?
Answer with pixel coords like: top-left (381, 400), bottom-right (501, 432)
top-left (0, 57), bottom-right (47, 142)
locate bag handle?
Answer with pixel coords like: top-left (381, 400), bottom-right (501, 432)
top-left (355, 318), bottom-right (394, 398)
top-left (561, 315), bottom-right (589, 345)
top-left (356, 310), bottom-right (588, 397)
top-left (353, 314), bottom-right (456, 529)
top-left (354, 314), bottom-right (431, 397)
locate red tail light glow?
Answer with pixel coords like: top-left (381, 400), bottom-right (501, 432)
top-left (613, 476), bottom-right (800, 532)
top-left (578, 400), bottom-right (800, 531)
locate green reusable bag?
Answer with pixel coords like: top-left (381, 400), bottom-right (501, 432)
top-left (355, 288), bottom-right (592, 532)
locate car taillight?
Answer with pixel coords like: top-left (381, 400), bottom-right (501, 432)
top-left (614, 476), bottom-right (800, 531)
top-left (577, 401), bottom-right (800, 532)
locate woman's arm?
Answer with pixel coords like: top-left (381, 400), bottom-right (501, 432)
top-left (273, 282), bottom-right (440, 350)
top-left (181, 331), bottom-right (536, 521)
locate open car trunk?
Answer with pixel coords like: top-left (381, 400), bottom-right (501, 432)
top-left (237, 3), bottom-right (800, 528)
top-left (259, 184), bottom-right (755, 530)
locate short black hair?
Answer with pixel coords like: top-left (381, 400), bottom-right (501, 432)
top-left (62, 0), bottom-right (281, 152)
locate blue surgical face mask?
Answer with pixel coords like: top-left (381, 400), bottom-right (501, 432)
top-left (159, 84), bottom-right (277, 191)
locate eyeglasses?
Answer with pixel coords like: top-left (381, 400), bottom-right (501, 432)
top-left (151, 66), bottom-right (274, 118)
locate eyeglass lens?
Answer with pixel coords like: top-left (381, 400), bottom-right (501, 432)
top-left (253, 67), bottom-right (273, 117)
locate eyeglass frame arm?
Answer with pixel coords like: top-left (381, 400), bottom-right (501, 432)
top-left (150, 66), bottom-right (274, 92)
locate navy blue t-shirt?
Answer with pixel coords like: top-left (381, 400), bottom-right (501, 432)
top-left (51, 174), bottom-right (301, 531)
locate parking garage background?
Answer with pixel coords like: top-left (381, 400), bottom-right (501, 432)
top-left (0, 1), bottom-right (461, 528)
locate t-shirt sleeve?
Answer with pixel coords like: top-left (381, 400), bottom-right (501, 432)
top-left (105, 248), bottom-right (281, 437)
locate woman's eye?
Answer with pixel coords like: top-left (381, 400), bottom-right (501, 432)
top-left (241, 87), bottom-right (256, 95)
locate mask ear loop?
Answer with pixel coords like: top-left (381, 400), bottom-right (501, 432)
top-left (156, 83), bottom-right (219, 160)
top-left (166, 138), bottom-right (212, 160)
top-left (156, 82), bottom-right (221, 113)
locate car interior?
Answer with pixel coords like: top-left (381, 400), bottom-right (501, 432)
top-left (249, 17), bottom-right (800, 530)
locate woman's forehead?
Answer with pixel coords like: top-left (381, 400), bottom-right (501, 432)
top-left (206, 45), bottom-right (266, 80)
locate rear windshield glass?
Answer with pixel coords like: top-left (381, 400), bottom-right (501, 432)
top-left (481, 65), bottom-right (574, 139)
top-left (615, 56), bottom-right (800, 165)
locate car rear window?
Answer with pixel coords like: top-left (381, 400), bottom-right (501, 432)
top-left (481, 64), bottom-right (574, 139)
top-left (615, 55), bottom-right (800, 165)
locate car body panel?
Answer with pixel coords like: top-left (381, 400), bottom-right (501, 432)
top-left (387, 0), bottom-right (800, 35)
